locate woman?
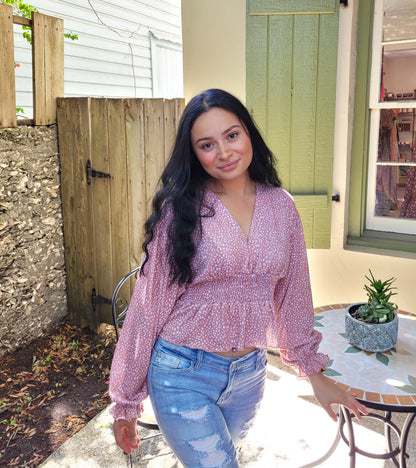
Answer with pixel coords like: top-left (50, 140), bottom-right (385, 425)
top-left (109, 89), bottom-right (367, 467)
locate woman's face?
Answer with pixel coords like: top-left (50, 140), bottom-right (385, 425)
top-left (190, 107), bottom-right (253, 185)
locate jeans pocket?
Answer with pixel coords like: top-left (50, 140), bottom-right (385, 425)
top-left (152, 347), bottom-right (193, 371)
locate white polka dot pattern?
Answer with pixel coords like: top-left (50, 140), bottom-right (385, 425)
top-left (109, 184), bottom-right (329, 420)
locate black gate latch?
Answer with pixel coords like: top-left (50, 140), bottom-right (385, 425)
top-left (91, 288), bottom-right (112, 310)
top-left (86, 160), bottom-right (111, 185)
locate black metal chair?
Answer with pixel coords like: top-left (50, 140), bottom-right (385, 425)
top-left (111, 267), bottom-right (161, 435)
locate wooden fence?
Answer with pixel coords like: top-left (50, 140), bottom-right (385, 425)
top-left (0, 3), bottom-right (64, 128)
top-left (57, 97), bottom-right (184, 329)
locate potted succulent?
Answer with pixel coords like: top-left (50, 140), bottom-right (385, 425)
top-left (345, 270), bottom-right (399, 352)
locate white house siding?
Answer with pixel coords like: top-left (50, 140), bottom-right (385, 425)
top-left (12, 0), bottom-right (183, 119)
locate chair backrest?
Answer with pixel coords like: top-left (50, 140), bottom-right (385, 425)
top-left (111, 266), bottom-right (161, 432)
top-left (111, 266), bottom-right (140, 340)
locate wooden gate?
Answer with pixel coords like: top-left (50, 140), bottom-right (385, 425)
top-left (57, 97), bottom-right (184, 329)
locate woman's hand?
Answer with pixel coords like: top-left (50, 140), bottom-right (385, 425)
top-left (308, 371), bottom-right (368, 422)
top-left (113, 418), bottom-right (140, 454)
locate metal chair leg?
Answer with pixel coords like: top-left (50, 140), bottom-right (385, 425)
top-left (300, 407), bottom-right (342, 468)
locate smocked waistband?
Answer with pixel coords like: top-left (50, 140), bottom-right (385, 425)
top-left (177, 275), bottom-right (276, 304)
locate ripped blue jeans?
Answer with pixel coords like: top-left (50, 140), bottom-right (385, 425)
top-left (147, 336), bottom-right (267, 468)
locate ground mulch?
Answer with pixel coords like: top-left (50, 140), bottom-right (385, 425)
top-left (0, 319), bottom-right (117, 467)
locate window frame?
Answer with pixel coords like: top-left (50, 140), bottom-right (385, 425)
top-left (365, 0), bottom-right (416, 234)
top-left (347, 0), bottom-right (416, 254)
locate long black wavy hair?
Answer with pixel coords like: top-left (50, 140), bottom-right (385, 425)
top-left (141, 88), bottom-right (281, 285)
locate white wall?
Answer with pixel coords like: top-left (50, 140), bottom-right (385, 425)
top-left (13, 0), bottom-right (183, 118)
top-left (181, 0), bottom-right (416, 314)
top-left (384, 52), bottom-right (416, 95)
top-left (181, 0), bottom-right (246, 103)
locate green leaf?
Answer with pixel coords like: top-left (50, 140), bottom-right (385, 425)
top-left (395, 385), bottom-right (416, 394)
top-left (324, 368), bottom-right (342, 377)
top-left (376, 353), bottom-right (389, 366)
top-left (314, 316), bottom-right (324, 327)
top-left (339, 332), bottom-right (347, 338)
top-left (345, 346), bottom-right (361, 353)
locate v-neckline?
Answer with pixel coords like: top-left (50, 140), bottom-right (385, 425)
top-left (207, 183), bottom-right (258, 241)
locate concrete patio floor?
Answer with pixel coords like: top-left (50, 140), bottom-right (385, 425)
top-left (39, 352), bottom-right (415, 468)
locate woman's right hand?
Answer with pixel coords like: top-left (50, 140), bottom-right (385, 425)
top-left (113, 418), bottom-right (140, 454)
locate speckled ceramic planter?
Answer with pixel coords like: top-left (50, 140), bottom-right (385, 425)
top-left (345, 303), bottom-right (398, 353)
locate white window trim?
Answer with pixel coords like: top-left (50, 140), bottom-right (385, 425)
top-left (369, 0), bottom-right (416, 109)
top-left (366, 0), bottom-right (416, 235)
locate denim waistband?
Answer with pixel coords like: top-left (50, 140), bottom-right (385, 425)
top-left (154, 336), bottom-right (266, 371)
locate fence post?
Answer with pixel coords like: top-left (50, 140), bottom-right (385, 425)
top-left (32, 11), bottom-right (64, 125)
top-left (0, 3), bottom-right (17, 128)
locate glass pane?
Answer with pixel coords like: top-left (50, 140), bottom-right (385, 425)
top-left (375, 108), bottom-right (416, 219)
top-left (380, 0), bottom-right (416, 102)
top-left (376, 165), bottom-right (416, 218)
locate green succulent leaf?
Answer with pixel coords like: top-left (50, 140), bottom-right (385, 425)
top-left (353, 270), bottom-right (398, 324)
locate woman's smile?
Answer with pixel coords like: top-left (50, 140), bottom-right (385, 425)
top-left (218, 160), bottom-right (239, 171)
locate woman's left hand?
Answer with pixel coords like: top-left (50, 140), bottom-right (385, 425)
top-left (308, 371), bottom-right (368, 422)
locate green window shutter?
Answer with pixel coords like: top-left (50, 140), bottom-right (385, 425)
top-left (246, 0), bottom-right (339, 248)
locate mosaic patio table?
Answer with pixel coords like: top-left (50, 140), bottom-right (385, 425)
top-left (303, 304), bottom-right (416, 468)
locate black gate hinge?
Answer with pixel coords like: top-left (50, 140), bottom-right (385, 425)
top-left (86, 160), bottom-right (111, 185)
top-left (91, 288), bottom-right (112, 309)
top-left (332, 194), bottom-right (341, 202)
top-left (340, 0), bottom-right (348, 6)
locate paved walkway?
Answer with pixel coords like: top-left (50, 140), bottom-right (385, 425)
top-left (39, 352), bottom-right (415, 468)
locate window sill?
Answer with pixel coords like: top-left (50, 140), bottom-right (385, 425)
top-left (346, 229), bottom-right (416, 257)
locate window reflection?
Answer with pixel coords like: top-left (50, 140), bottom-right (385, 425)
top-left (376, 109), bottom-right (400, 215)
top-left (375, 109), bottom-right (416, 219)
top-left (380, 0), bottom-right (416, 103)
top-left (401, 164), bottom-right (416, 218)
top-left (374, 0), bottom-right (416, 220)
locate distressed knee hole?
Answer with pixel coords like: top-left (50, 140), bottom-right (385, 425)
top-left (189, 434), bottom-right (229, 467)
top-left (237, 408), bottom-right (259, 442)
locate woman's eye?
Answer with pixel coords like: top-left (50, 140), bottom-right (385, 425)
top-left (202, 142), bottom-right (213, 150)
top-left (228, 132), bottom-right (238, 140)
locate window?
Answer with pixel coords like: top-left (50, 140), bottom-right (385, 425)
top-left (366, 0), bottom-right (416, 235)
